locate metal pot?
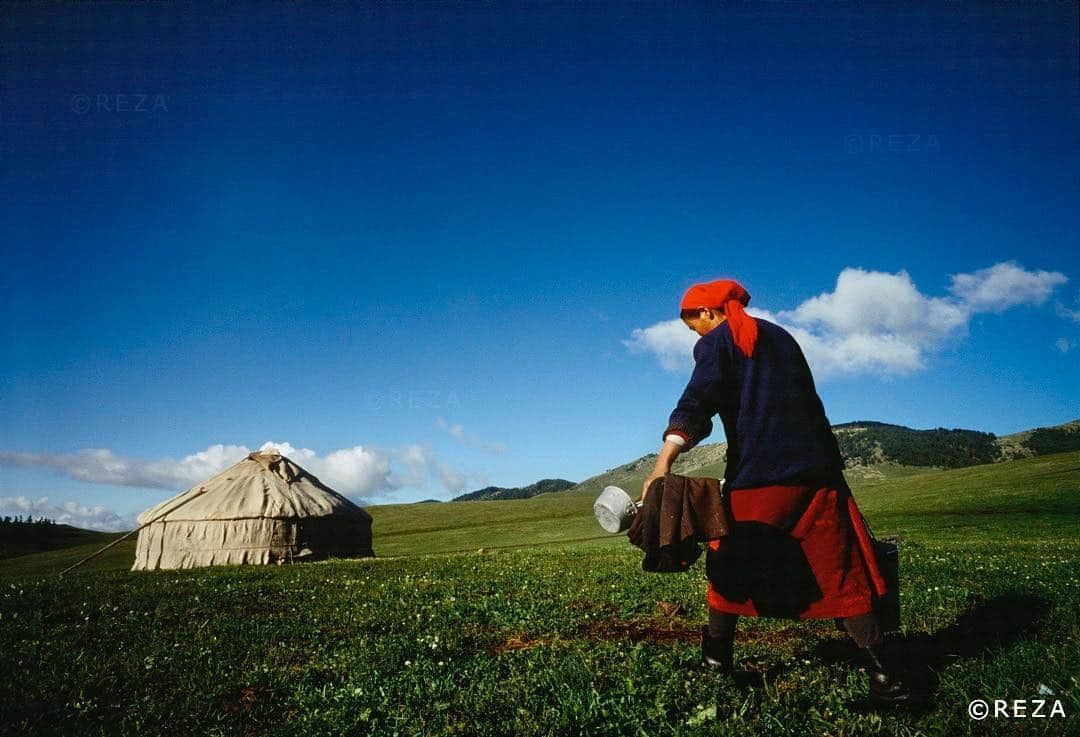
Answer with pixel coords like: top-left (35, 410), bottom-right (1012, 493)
top-left (593, 485), bottom-right (643, 533)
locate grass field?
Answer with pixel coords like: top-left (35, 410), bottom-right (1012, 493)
top-left (0, 523), bottom-right (118, 560)
top-left (1, 452), bottom-right (1077, 735)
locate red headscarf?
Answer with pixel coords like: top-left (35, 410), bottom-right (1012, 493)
top-left (680, 279), bottom-right (759, 357)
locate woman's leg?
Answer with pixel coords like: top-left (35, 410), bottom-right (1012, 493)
top-left (842, 611), bottom-right (914, 704)
top-left (708, 608), bottom-right (740, 640)
top-left (701, 607), bottom-right (738, 673)
top-left (841, 611), bottom-right (882, 648)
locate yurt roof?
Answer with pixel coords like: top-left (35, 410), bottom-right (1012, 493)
top-left (136, 451), bottom-right (372, 524)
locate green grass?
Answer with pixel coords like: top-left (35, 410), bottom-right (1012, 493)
top-left (1, 453), bottom-right (1078, 735)
top-left (0, 523), bottom-right (121, 560)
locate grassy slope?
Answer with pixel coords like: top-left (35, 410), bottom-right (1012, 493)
top-left (0, 534), bottom-right (137, 580)
top-left (5, 452), bottom-right (1075, 576)
top-left (0, 525), bottom-right (120, 560)
top-left (852, 450), bottom-right (1079, 540)
top-left (2, 454), bottom-right (1076, 736)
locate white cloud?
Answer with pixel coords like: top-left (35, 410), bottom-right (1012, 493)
top-left (435, 464), bottom-right (467, 492)
top-left (627, 262), bottom-right (1068, 379)
top-left (387, 443), bottom-right (431, 488)
top-left (1056, 295), bottom-right (1080, 324)
top-left (623, 319), bottom-right (698, 372)
top-left (785, 268), bottom-right (970, 344)
top-left (765, 268), bottom-right (971, 378)
top-left (949, 262), bottom-right (1067, 313)
top-left (436, 417), bottom-right (506, 454)
top-left (0, 445), bottom-right (250, 490)
top-left (0, 495), bottom-right (133, 532)
top-left (257, 442), bottom-right (396, 497)
top-left (1, 441), bottom-right (477, 499)
top-left (437, 419), bottom-right (466, 443)
top-left (1056, 338), bottom-right (1073, 353)
top-left (388, 441), bottom-right (480, 493)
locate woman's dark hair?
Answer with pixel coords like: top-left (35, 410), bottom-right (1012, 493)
top-left (681, 306), bottom-right (724, 320)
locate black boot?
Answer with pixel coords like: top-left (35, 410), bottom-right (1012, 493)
top-left (860, 643), bottom-right (914, 706)
top-left (700, 626), bottom-right (734, 674)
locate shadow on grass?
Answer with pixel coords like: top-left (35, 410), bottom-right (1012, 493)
top-left (811, 592), bottom-right (1054, 705)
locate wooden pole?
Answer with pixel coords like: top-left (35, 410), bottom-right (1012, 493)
top-left (58, 487), bottom-right (208, 576)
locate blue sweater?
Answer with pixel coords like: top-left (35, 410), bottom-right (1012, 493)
top-left (664, 318), bottom-right (844, 490)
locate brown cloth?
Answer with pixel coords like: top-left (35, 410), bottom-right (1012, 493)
top-left (627, 473), bottom-right (732, 572)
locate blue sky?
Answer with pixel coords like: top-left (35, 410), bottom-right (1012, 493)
top-left (1, 2), bottom-right (1077, 530)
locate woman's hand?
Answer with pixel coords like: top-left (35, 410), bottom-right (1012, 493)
top-left (641, 471), bottom-right (666, 502)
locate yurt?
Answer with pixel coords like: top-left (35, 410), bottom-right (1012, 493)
top-left (132, 451), bottom-right (374, 570)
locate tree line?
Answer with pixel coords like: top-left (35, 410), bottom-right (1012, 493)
top-left (1, 515), bottom-right (58, 527)
top-left (0, 516), bottom-right (67, 559)
top-left (836, 425), bottom-right (999, 468)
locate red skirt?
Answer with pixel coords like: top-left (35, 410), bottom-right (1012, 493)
top-left (705, 480), bottom-right (886, 619)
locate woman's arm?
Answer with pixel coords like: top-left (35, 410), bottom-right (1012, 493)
top-left (642, 336), bottom-right (725, 499)
top-left (665, 337), bottom-right (723, 446)
top-left (641, 438), bottom-right (686, 500)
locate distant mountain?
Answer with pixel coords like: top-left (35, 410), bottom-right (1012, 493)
top-left (443, 419), bottom-right (1080, 505)
top-left (452, 478), bottom-right (577, 502)
top-left (558, 418), bottom-right (1080, 499)
top-left (833, 422), bottom-right (999, 468)
top-left (835, 419), bottom-right (1080, 468)
top-left (529, 441), bottom-right (732, 504)
top-left (997, 420), bottom-right (1080, 460)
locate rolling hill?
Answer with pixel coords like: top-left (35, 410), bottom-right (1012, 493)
top-left (531, 418), bottom-right (1080, 503)
top-left (834, 422), bottom-right (1004, 469)
top-left (997, 419), bottom-right (1080, 459)
top-left (452, 478), bottom-right (576, 502)
top-left (0, 520), bottom-right (120, 560)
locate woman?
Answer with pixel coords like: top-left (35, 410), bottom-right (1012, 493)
top-left (640, 278), bottom-right (912, 706)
